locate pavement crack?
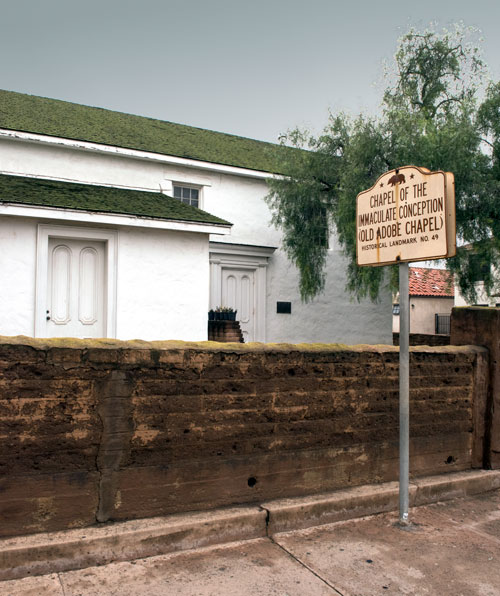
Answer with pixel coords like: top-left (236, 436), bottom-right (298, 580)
top-left (269, 536), bottom-right (345, 595)
top-left (57, 572), bottom-right (67, 596)
top-left (461, 522), bottom-right (500, 546)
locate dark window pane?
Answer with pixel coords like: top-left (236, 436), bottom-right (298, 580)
top-left (173, 185), bottom-right (200, 208)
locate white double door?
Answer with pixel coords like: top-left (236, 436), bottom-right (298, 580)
top-left (46, 237), bottom-right (106, 338)
top-left (221, 268), bottom-right (256, 342)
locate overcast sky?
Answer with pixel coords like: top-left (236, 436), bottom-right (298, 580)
top-left (1, 0), bottom-right (500, 143)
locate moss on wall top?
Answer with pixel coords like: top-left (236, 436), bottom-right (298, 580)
top-left (0, 334), bottom-right (486, 356)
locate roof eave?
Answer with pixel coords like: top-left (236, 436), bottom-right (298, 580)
top-left (0, 203), bottom-right (232, 235)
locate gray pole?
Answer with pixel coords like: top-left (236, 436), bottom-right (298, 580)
top-left (399, 261), bottom-right (410, 524)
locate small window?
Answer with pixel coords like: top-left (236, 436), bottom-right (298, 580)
top-left (392, 304), bottom-right (400, 315)
top-left (173, 185), bottom-right (200, 208)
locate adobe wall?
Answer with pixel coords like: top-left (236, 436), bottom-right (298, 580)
top-left (451, 307), bottom-right (500, 469)
top-left (0, 336), bottom-right (488, 538)
top-left (393, 333), bottom-right (450, 347)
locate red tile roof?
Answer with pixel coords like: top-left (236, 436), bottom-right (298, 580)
top-left (409, 267), bottom-right (454, 297)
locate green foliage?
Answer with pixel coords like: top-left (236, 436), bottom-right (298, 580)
top-left (266, 25), bottom-right (500, 304)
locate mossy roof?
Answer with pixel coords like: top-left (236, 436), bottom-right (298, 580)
top-left (0, 89), bottom-right (295, 174)
top-left (0, 173), bottom-right (231, 226)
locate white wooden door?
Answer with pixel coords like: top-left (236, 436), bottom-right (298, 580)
top-left (46, 238), bottom-right (105, 338)
top-left (221, 268), bottom-right (255, 342)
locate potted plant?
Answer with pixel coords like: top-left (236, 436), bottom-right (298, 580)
top-left (225, 306), bottom-right (237, 321)
top-left (214, 306), bottom-right (237, 321)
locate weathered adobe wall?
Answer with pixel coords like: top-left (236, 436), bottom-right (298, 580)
top-left (451, 307), bottom-right (500, 469)
top-left (0, 337), bottom-right (488, 538)
top-left (393, 333), bottom-right (450, 347)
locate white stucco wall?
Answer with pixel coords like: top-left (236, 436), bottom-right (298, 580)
top-left (116, 227), bottom-right (209, 341)
top-left (0, 136), bottom-right (166, 191)
top-left (265, 248), bottom-right (391, 344)
top-left (0, 216), bottom-right (209, 341)
top-left (202, 172), bottom-right (392, 344)
top-left (0, 134), bottom-right (392, 344)
top-left (0, 217), bottom-right (37, 336)
top-left (455, 283), bottom-right (500, 307)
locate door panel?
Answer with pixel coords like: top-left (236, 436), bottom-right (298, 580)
top-left (47, 238), bottom-right (105, 338)
top-left (51, 244), bottom-right (71, 324)
top-left (221, 268), bottom-right (255, 341)
top-left (239, 274), bottom-right (252, 324)
top-left (225, 274), bottom-right (237, 307)
top-left (79, 247), bottom-right (99, 325)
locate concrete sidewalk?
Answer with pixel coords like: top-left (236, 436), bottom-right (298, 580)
top-left (2, 471), bottom-right (500, 595)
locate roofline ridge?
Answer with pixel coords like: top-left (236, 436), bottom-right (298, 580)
top-left (0, 88), bottom-right (284, 149)
top-left (0, 128), bottom-right (280, 180)
top-left (0, 171), bottom-right (162, 194)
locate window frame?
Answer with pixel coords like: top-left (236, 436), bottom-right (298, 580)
top-left (173, 183), bottom-right (201, 209)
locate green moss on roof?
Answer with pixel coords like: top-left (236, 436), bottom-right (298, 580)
top-left (0, 89), bottom-right (296, 174)
top-left (0, 173), bottom-right (231, 226)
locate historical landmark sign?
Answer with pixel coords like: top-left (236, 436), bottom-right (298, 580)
top-left (356, 166), bottom-right (456, 266)
top-left (356, 165), bottom-right (456, 524)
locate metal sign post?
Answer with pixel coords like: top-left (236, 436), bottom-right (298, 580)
top-left (399, 261), bottom-right (410, 523)
top-left (355, 166), bottom-right (456, 528)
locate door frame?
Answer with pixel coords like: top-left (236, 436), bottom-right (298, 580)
top-left (35, 224), bottom-right (118, 338)
top-left (209, 242), bottom-right (275, 342)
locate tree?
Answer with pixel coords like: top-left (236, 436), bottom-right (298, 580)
top-left (266, 26), bottom-right (500, 304)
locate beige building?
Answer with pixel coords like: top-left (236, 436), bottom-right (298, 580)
top-left (393, 267), bottom-right (454, 335)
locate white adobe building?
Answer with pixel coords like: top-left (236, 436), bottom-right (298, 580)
top-left (0, 90), bottom-right (391, 343)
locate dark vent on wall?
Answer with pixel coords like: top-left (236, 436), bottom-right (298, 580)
top-left (277, 301), bottom-right (292, 314)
